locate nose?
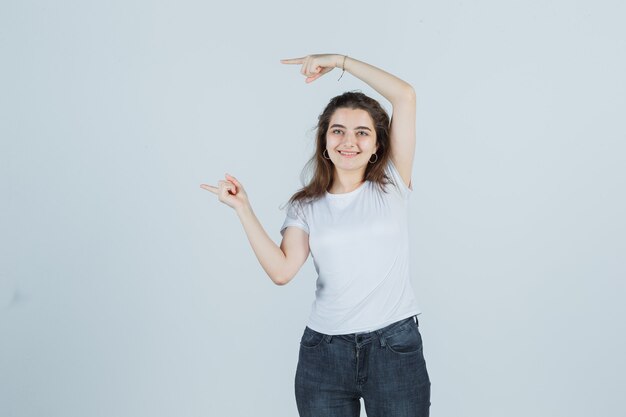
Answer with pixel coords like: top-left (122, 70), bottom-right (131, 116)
top-left (342, 131), bottom-right (357, 146)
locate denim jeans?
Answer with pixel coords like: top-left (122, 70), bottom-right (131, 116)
top-left (295, 315), bottom-right (431, 417)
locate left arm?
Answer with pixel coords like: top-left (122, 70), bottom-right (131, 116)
top-left (281, 54), bottom-right (416, 189)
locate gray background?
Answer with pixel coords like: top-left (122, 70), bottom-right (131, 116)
top-left (1, 0), bottom-right (625, 416)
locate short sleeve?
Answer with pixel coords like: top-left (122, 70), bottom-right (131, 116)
top-left (280, 200), bottom-right (310, 236)
top-left (386, 158), bottom-right (413, 199)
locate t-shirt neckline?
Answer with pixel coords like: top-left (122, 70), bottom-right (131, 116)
top-left (325, 181), bottom-right (368, 198)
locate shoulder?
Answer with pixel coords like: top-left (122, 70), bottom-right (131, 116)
top-left (382, 158), bottom-right (412, 198)
top-left (282, 196), bottom-right (319, 215)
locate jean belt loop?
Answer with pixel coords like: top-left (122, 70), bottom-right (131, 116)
top-left (324, 334), bottom-right (333, 343)
top-left (375, 328), bottom-right (386, 347)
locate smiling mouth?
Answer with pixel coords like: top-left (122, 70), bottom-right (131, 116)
top-left (338, 150), bottom-right (360, 156)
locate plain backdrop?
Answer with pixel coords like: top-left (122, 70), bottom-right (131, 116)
top-left (1, 1), bottom-right (625, 416)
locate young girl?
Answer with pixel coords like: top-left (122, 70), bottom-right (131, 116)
top-left (201, 53), bottom-right (431, 417)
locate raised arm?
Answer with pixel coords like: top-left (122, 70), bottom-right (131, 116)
top-left (281, 54), bottom-right (416, 189)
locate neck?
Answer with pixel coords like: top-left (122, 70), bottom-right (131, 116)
top-left (330, 169), bottom-right (366, 193)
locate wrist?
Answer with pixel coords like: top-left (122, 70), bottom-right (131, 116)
top-left (236, 203), bottom-right (253, 218)
top-left (335, 55), bottom-right (348, 81)
top-left (334, 54), bottom-right (347, 69)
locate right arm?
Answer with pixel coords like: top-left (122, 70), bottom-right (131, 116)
top-left (200, 173), bottom-right (309, 285)
top-left (236, 204), bottom-right (309, 285)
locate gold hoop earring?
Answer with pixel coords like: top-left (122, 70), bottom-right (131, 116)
top-left (323, 149), bottom-right (331, 160)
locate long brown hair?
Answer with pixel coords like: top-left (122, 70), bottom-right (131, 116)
top-left (282, 91), bottom-right (395, 210)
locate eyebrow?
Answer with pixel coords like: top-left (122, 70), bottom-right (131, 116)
top-left (329, 124), bottom-right (372, 131)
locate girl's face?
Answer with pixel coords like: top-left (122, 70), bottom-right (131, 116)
top-left (325, 108), bottom-right (378, 174)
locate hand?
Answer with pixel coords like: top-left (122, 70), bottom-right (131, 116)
top-left (280, 54), bottom-right (342, 83)
top-left (200, 173), bottom-right (250, 212)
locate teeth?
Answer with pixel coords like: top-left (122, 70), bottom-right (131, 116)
top-left (340, 151), bottom-right (357, 155)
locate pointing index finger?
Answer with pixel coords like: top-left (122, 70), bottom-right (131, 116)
top-left (200, 184), bottom-right (218, 194)
top-left (280, 57), bottom-right (304, 64)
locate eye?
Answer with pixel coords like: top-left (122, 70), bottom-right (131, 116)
top-left (332, 129), bottom-right (343, 134)
top-left (357, 131), bottom-right (369, 136)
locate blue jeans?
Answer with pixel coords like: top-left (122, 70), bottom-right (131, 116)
top-left (295, 315), bottom-right (431, 417)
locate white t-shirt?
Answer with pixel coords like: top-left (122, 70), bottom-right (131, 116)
top-left (280, 159), bottom-right (421, 335)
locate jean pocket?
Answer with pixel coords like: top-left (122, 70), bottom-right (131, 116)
top-left (384, 324), bottom-right (423, 355)
top-left (300, 327), bottom-right (325, 349)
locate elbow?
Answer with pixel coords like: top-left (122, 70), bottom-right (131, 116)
top-left (272, 261), bottom-right (294, 286)
top-left (392, 85), bottom-right (416, 106)
top-left (403, 85), bottom-right (416, 100)
top-left (274, 277), bottom-right (290, 286)
top-left (272, 273), bottom-right (292, 286)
